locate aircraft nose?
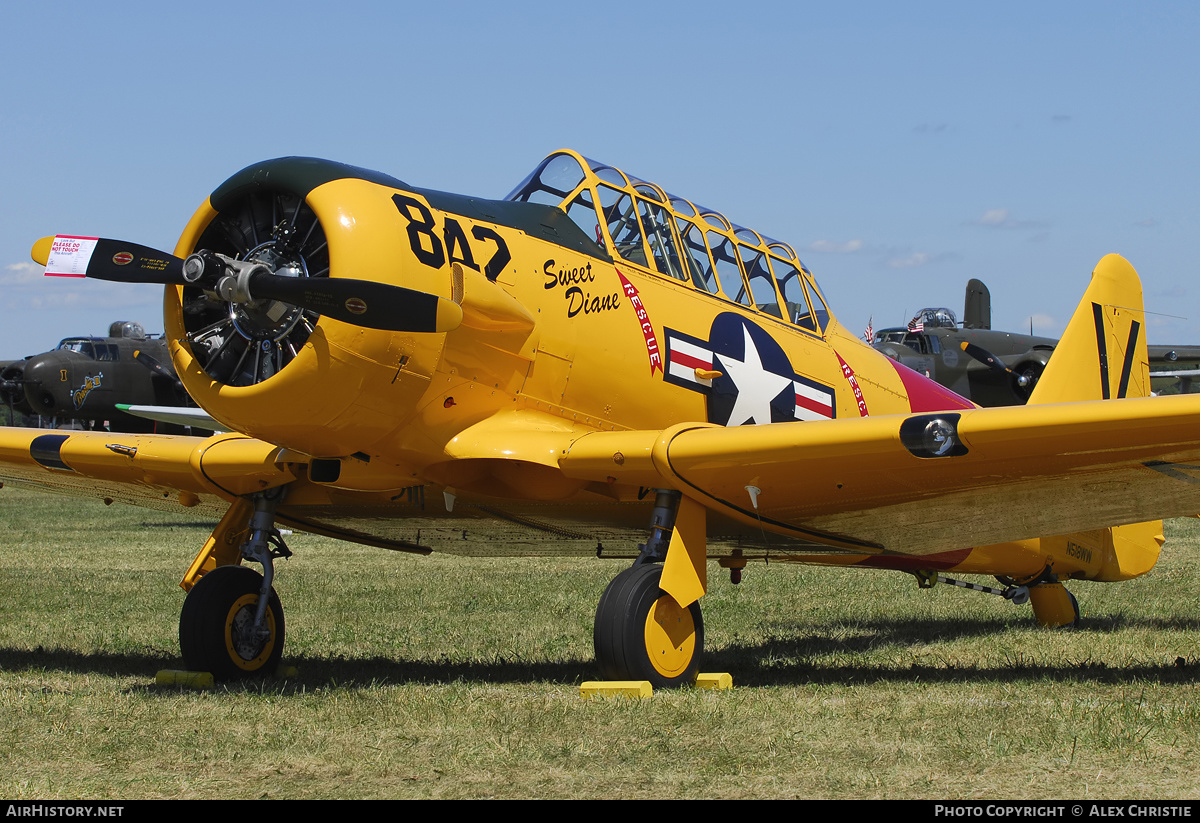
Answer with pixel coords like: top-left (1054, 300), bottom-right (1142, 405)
top-left (23, 358), bottom-right (61, 413)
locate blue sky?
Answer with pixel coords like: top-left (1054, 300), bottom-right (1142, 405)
top-left (2, 1), bottom-right (1197, 356)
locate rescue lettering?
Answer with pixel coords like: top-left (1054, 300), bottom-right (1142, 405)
top-left (616, 271), bottom-right (663, 374)
top-left (835, 352), bottom-right (868, 417)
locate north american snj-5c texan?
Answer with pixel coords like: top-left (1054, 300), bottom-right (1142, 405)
top-left (3, 150), bottom-right (1200, 686)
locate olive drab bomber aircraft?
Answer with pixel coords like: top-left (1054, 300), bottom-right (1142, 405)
top-left (1, 321), bottom-right (209, 433)
top-left (4, 149), bottom-right (1200, 687)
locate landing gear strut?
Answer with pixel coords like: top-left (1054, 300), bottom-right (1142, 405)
top-left (179, 487), bottom-right (292, 678)
top-left (593, 490), bottom-right (704, 687)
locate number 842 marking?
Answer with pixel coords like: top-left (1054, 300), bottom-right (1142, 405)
top-left (392, 193), bottom-right (511, 282)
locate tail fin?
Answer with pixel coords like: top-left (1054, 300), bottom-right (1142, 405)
top-left (963, 278), bottom-right (991, 329)
top-left (1029, 255), bottom-right (1162, 582)
top-left (1027, 254), bottom-right (1150, 405)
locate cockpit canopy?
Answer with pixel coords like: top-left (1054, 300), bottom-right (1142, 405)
top-left (909, 307), bottom-right (958, 330)
top-left (506, 150), bottom-right (831, 335)
top-left (55, 339), bottom-right (119, 361)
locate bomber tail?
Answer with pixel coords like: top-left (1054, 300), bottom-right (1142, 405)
top-left (1027, 255), bottom-right (1162, 597)
top-left (963, 278), bottom-right (991, 330)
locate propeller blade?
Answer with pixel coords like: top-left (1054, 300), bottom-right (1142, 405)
top-left (249, 273), bottom-right (463, 333)
top-left (960, 341), bottom-right (1009, 373)
top-left (133, 350), bottom-right (176, 381)
top-left (959, 341), bottom-right (1032, 387)
top-left (34, 236), bottom-right (187, 284)
top-left (32, 236), bottom-right (462, 333)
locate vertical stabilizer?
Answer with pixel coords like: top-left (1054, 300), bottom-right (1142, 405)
top-left (1027, 254), bottom-right (1150, 405)
top-left (963, 278), bottom-right (991, 329)
top-left (1028, 255), bottom-right (1161, 582)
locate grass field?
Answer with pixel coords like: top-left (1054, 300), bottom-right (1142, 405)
top-left (2, 484), bottom-right (1199, 799)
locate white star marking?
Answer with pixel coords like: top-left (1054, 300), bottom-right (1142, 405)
top-left (715, 326), bottom-right (793, 426)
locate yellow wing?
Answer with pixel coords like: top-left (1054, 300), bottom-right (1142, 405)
top-left (560, 394), bottom-right (1200, 555)
top-left (559, 253), bottom-right (1190, 558)
top-left (0, 429), bottom-right (295, 515)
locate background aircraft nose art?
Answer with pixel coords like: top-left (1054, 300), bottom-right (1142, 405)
top-left (664, 313), bottom-right (835, 426)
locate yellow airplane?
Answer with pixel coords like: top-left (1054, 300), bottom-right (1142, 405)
top-left (3, 149), bottom-right (1200, 686)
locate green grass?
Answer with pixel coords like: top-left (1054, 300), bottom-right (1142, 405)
top-left (2, 485), bottom-right (1200, 798)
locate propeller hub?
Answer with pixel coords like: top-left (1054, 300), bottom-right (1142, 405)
top-left (180, 189), bottom-right (330, 388)
top-left (226, 243), bottom-right (311, 344)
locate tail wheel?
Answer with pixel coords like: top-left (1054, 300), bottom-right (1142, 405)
top-left (179, 564), bottom-right (285, 679)
top-left (182, 189), bottom-right (330, 387)
top-left (594, 563), bottom-right (703, 688)
top-left (1028, 581), bottom-right (1080, 628)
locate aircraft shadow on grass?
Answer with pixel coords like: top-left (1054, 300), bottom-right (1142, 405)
top-left (3, 614), bottom-right (1199, 691)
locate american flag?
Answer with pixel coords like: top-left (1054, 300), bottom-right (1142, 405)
top-left (863, 317), bottom-right (874, 343)
top-left (907, 318), bottom-right (924, 333)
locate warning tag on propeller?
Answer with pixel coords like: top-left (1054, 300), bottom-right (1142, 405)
top-left (44, 235), bottom-right (99, 278)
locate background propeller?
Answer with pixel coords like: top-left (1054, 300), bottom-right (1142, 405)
top-left (0, 362), bottom-right (34, 420)
top-left (133, 349), bottom-right (178, 383)
top-left (959, 340), bottom-right (1041, 399)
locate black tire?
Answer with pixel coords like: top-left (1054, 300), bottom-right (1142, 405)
top-left (594, 563), bottom-right (703, 688)
top-left (179, 564), bottom-right (284, 680)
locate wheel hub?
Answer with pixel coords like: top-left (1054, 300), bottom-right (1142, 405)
top-left (644, 594), bottom-right (696, 678)
top-left (225, 594), bottom-right (275, 667)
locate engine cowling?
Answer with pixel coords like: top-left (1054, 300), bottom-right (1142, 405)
top-left (165, 158), bottom-right (451, 459)
top-left (0, 361), bottom-right (33, 417)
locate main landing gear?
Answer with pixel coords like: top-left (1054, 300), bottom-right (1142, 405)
top-left (179, 488), bottom-right (292, 679)
top-left (179, 564), bottom-right (285, 679)
top-left (595, 564), bottom-right (704, 688)
top-left (593, 490), bottom-right (705, 688)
